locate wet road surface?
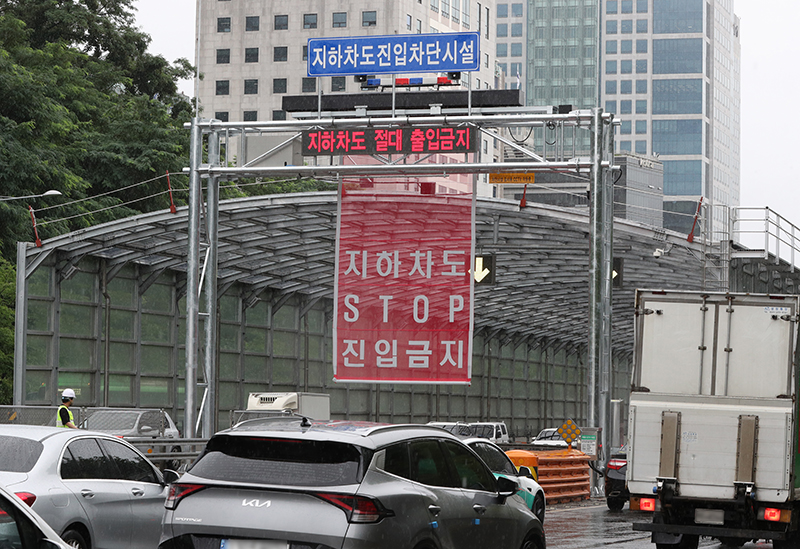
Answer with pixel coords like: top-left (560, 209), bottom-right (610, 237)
top-left (544, 499), bottom-right (776, 548)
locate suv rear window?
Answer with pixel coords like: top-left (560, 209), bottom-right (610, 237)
top-left (190, 435), bottom-right (367, 486)
top-left (0, 436), bottom-right (44, 473)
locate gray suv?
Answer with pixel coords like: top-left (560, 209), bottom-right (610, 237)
top-left (160, 419), bottom-right (545, 549)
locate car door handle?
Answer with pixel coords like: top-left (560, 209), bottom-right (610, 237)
top-left (131, 488), bottom-right (145, 497)
top-left (80, 489), bottom-right (94, 499)
top-left (428, 505), bottom-right (441, 517)
top-left (473, 504), bottom-right (487, 515)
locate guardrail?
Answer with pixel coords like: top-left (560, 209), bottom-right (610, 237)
top-left (733, 207), bottom-right (800, 270)
top-left (122, 437), bottom-right (208, 469)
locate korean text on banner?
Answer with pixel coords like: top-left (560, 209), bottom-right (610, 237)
top-left (333, 185), bottom-right (474, 384)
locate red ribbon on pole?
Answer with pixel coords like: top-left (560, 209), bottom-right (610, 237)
top-left (28, 206), bottom-right (42, 247)
top-left (166, 170), bottom-right (177, 213)
top-left (687, 197), bottom-right (703, 243)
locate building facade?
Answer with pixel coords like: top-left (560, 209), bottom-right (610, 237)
top-left (600, 0), bottom-right (741, 233)
top-left (198, 0), bottom-right (499, 123)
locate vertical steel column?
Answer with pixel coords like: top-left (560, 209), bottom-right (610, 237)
top-left (588, 108), bottom-right (603, 433)
top-left (185, 118), bottom-right (202, 438)
top-left (13, 242), bottom-right (28, 405)
top-left (599, 115), bottom-right (614, 460)
top-left (202, 131), bottom-right (220, 437)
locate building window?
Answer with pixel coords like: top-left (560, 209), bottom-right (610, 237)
top-left (620, 100), bottom-right (632, 114)
top-left (442, 0), bottom-right (450, 18)
top-left (620, 120), bottom-right (631, 134)
top-left (362, 11), bottom-right (377, 27)
top-left (273, 78), bottom-right (287, 94)
top-left (416, 19), bottom-right (422, 33)
top-left (511, 23), bottom-right (522, 36)
top-left (244, 79), bottom-right (258, 94)
top-left (497, 23), bottom-right (508, 37)
top-left (431, 0), bottom-right (439, 13)
top-left (302, 77), bottom-right (316, 93)
top-left (605, 40), bottom-right (617, 54)
top-left (485, 6), bottom-right (490, 38)
top-left (606, 0), bottom-right (618, 14)
top-left (637, 0), bottom-right (648, 12)
top-left (333, 12), bottom-right (347, 28)
top-left (654, 0), bottom-right (702, 34)
top-left (621, 40), bottom-right (632, 54)
top-left (621, 0), bottom-right (633, 13)
top-left (498, 63), bottom-right (508, 75)
top-left (652, 119), bottom-right (702, 155)
top-left (274, 46), bottom-right (288, 62)
top-left (331, 76), bottom-right (346, 92)
top-left (606, 20), bottom-right (617, 34)
top-left (216, 80), bottom-right (230, 95)
top-left (635, 140), bottom-right (647, 154)
top-left (217, 17), bottom-right (231, 32)
top-left (216, 49), bottom-right (230, 64)
top-left (605, 100), bottom-right (617, 114)
top-left (303, 46), bottom-right (308, 61)
top-left (621, 60), bottom-right (632, 74)
top-left (606, 60), bottom-right (617, 74)
top-left (653, 39), bottom-right (702, 74)
top-left (510, 43), bottom-right (522, 57)
top-left (620, 141), bottom-right (631, 152)
top-left (511, 3), bottom-right (523, 16)
top-left (497, 3), bottom-right (509, 17)
top-left (497, 43), bottom-right (508, 57)
top-left (636, 40), bottom-right (648, 54)
top-left (406, 14), bottom-right (412, 30)
top-left (620, 80), bottom-right (632, 94)
top-left (637, 19), bottom-right (648, 33)
top-left (243, 111), bottom-right (257, 122)
top-left (653, 79), bottom-right (702, 114)
top-left (635, 120), bottom-right (647, 134)
top-left (636, 99), bottom-right (648, 113)
top-left (605, 80), bottom-right (617, 94)
top-left (214, 111), bottom-right (229, 122)
top-left (636, 80), bottom-right (647, 93)
top-left (273, 110), bottom-right (287, 121)
top-left (304, 14), bottom-right (318, 29)
top-left (245, 47), bottom-right (259, 63)
top-left (274, 15), bottom-right (288, 30)
top-left (621, 20), bottom-right (633, 34)
top-left (245, 16), bottom-right (259, 31)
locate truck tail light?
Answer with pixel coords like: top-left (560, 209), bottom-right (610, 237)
top-left (638, 497), bottom-right (656, 511)
top-left (761, 507), bottom-right (791, 523)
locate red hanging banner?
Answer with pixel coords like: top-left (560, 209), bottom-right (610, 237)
top-left (333, 182), bottom-right (474, 384)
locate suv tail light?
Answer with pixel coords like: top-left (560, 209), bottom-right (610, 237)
top-left (165, 484), bottom-right (206, 510)
top-left (14, 493), bottom-right (36, 507)
top-left (314, 493), bottom-right (394, 523)
top-left (607, 459), bottom-right (627, 471)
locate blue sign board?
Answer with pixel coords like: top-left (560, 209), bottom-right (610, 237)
top-left (307, 32), bottom-right (480, 77)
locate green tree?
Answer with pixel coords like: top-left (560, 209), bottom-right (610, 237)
top-left (0, 257), bottom-right (15, 404)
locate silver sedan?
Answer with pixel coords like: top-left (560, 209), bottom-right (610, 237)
top-left (0, 425), bottom-right (178, 549)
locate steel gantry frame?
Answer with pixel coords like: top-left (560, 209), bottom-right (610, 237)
top-left (183, 107), bottom-right (617, 453)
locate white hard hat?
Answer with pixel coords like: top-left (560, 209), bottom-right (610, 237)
top-left (61, 388), bottom-right (76, 399)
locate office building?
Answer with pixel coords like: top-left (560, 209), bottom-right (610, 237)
top-left (600, 0), bottom-right (740, 233)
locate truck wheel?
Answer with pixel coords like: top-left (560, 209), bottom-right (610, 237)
top-left (718, 538), bottom-right (744, 548)
top-left (606, 497), bottom-right (625, 511)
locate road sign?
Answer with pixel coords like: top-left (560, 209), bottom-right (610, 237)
top-left (473, 254), bottom-right (495, 284)
top-left (308, 33), bottom-right (481, 77)
top-left (489, 173), bottom-right (536, 184)
top-left (558, 419), bottom-right (581, 445)
top-left (334, 184), bottom-right (474, 384)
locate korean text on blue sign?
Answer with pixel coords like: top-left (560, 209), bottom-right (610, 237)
top-left (302, 127), bottom-right (477, 156)
top-left (307, 33), bottom-right (480, 77)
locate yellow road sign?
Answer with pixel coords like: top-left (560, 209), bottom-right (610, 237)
top-left (558, 419), bottom-right (581, 445)
top-left (489, 173), bottom-right (536, 184)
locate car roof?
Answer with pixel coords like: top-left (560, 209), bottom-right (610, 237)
top-left (0, 424), bottom-right (129, 443)
top-left (221, 420), bottom-right (462, 449)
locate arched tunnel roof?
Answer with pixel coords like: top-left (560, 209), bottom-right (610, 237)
top-left (23, 192), bottom-right (707, 354)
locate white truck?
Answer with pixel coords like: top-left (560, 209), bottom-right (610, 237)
top-left (628, 290), bottom-right (800, 549)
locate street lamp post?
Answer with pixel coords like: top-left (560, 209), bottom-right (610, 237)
top-left (0, 190), bottom-right (62, 202)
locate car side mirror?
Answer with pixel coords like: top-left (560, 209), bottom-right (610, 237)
top-left (496, 475), bottom-right (518, 498)
top-left (162, 469), bottom-right (180, 484)
top-left (517, 466), bottom-right (533, 479)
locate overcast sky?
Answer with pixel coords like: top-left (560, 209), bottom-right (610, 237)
top-left (133, 0), bottom-right (800, 231)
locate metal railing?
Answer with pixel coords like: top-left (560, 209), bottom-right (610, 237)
top-left (733, 207), bottom-right (800, 271)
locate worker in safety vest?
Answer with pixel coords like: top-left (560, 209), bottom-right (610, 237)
top-left (57, 388), bottom-right (77, 429)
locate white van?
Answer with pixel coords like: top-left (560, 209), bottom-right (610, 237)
top-left (469, 422), bottom-right (510, 444)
